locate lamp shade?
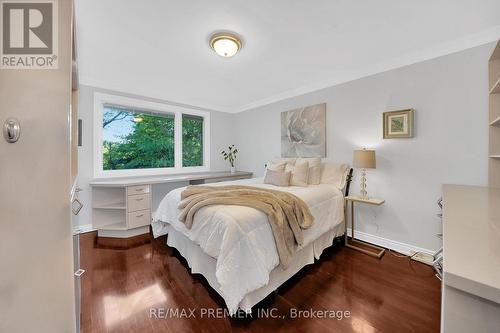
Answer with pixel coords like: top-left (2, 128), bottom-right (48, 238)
top-left (353, 149), bottom-right (376, 169)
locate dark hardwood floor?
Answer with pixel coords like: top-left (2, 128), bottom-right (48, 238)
top-left (80, 231), bottom-right (441, 333)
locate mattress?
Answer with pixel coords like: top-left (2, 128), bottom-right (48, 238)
top-left (152, 177), bottom-right (345, 312)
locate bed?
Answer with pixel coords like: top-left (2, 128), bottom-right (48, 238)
top-left (152, 169), bottom-right (352, 314)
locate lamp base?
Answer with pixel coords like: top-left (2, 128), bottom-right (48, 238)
top-left (359, 169), bottom-right (369, 199)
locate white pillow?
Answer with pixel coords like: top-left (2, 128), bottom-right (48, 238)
top-left (266, 161), bottom-right (286, 172)
top-left (285, 160), bottom-right (309, 187)
top-left (320, 162), bottom-right (349, 189)
top-left (264, 169), bottom-right (291, 186)
top-left (273, 158), bottom-right (296, 168)
top-left (297, 157), bottom-right (321, 185)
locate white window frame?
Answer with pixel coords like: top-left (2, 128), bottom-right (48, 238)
top-left (93, 92), bottom-right (210, 178)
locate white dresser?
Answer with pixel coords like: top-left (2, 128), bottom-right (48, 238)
top-left (441, 185), bottom-right (500, 332)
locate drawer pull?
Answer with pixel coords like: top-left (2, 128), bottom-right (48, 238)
top-left (136, 198), bottom-right (144, 201)
top-left (136, 214), bottom-right (144, 218)
top-left (135, 188), bottom-right (142, 191)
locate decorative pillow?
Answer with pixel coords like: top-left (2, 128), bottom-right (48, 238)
top-left (266, 161), bottom-right (287, 172)
top-left (285, 160), bottom-right (309, 187)
top-left (264, 169), bottom-right (291, 186)
top-left (297, 157), bottom-right (321, 185)
top-left (320, 162), bottom-right (349, 189)
top-left (273, 158), bottom-right (296, 168)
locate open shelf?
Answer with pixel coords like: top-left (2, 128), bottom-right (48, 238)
top-left (490, 77), bottom-right (500, 94)
top-left (490, 116), bottom-right (500, 126)
top-left (93, 203), bottom-right (126, 210)
top-left (489, 40), bottom-right (500, 187)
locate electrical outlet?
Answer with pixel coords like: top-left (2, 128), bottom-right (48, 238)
top-left (410, 251), bottom-right (434, 266)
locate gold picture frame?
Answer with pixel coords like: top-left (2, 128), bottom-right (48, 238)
top-left (383, 109), bottom-right (414, 139)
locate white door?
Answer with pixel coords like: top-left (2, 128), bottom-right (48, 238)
top-left (0, 0), bottom-right (76, 332)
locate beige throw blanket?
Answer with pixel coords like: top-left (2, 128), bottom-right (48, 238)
top-left (178, 185), bottom-right (314, 268)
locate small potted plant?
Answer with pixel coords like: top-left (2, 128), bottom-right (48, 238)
top-left (221, 145), bottom-right (238, 174)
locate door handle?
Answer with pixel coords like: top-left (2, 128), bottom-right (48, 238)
top-left (72, 197), bottom-right (83, 215)
top-left (3, 118), bottom-right (20, 143)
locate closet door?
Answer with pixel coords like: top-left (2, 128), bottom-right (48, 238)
top-left (0, 0), bottom-right (76, 332)
top-left (71, 13), bottom-right (83, 332)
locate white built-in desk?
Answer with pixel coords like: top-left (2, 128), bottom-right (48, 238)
top-left (90, 171), bottom-right (253, 187)
top-left (89, 171), bottom-right (253, 238)
top-left (441, 185), bottom-right (500, 332)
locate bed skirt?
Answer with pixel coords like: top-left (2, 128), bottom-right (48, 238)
top-left (164, 221), bottom-right (345, 313)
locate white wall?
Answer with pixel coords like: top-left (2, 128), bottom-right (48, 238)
top-left (76, 85), bottom-right (236, 229)
top-left (234, 44), bottom-right (493, 251)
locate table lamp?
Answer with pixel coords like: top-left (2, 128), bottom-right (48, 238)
top-left (353, 148), bottom-right (376, 199)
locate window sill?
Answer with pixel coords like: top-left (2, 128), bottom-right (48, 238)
top-left (94, 166), bottom-right (210, 179)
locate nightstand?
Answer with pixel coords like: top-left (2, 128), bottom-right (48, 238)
top-left (344, 196), bottom-right (386, 258)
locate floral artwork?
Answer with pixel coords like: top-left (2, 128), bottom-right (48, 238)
top-left (281, 103), bottom-right (326, 157)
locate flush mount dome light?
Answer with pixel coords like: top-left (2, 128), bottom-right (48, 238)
top-left (209, 32), bottom-right (242, 57)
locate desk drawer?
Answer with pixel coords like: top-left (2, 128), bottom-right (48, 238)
top-left (127, 193), bottom-right (151, 212)
top-left (127, 185), bottom-right (150, 196)
top-left (128, 209), bottom-right (151, 228)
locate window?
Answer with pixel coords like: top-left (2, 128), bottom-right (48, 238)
top-left (182, 115), bottom-right (203, 167)
top-left (103, 106), bottom-right (175, 170)
top-left (94, 93), bottom-right (210, 178)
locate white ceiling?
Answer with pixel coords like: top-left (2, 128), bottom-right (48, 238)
top-left (75, 0), bottom-right (500, 113)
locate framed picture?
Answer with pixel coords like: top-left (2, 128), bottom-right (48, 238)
top-left (281, 103), bottom-right (326, 157)
top-left (383, 109), bottom-right (414, 139)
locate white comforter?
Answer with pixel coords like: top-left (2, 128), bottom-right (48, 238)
top-left (152, 177), bottom-right (344, 311)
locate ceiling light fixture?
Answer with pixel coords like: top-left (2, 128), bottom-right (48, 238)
top-left (209, 32), bottom-right (242, 58)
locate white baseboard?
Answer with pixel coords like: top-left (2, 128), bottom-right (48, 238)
top-left (74, 224), bottom-right (96, 234)
top-left (347, 228), bottom-right (435, 256)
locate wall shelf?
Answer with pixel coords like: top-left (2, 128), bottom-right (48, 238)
top-left (490, 116), bottom-right (500, 126)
